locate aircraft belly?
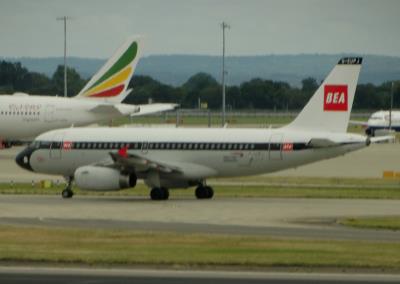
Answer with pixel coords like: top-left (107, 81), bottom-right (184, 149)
top-left (192, 145), bottom-right (362, 178)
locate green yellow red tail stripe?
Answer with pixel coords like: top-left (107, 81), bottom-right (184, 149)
top-left (76, 37), bottom-right (141, 101)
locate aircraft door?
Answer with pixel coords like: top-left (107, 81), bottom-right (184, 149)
top-left (269, 133), bottom-right (283, 160)
top-left (49, 132), bottom-right (64, 159)
top-left (141, 142), bottom-right (148, 154)
top-left (45, 105), bottom-right (55, 123)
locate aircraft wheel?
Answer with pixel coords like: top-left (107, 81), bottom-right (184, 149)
top-left (205, 186), bottom-right (214, 199)
top-left (150, 187), bottom-right (169, 200)
top-left (161, 187), bottom-right (169, 200)
top-left (62, 189), bottom-right (73, 199)
top-left (195, 185), bottom-right (214, 199)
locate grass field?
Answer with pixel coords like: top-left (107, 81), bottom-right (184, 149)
top-left (0, 225), bottom-right (399, 270)
top-left (339, 217), bottom-right (400, 231)
top-left (1, 176), bottom-right (400, 199)
top-left (112, 113), bottom-right (298, 127)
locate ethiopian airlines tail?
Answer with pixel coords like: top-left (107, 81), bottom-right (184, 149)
top-left (285, 57), bottom-right (362, 133)
top-left (75, 36), bottom-right (142, 103)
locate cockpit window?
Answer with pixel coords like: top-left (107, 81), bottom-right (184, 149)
top-left (29, 141), bottom-right (40, 149)
top-left (370, 115), bottom-right (383, 120)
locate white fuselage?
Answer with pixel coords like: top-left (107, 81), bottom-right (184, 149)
top-left (367, 110), bottom-right (400, 130)
top-left (0, 95), bottom-right (137, 141)
top-left (25, 127), bottom-right (368, 181)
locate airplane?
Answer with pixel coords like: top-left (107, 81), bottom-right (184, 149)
top-left (350, 110), bottom-right (400, 136)
top-left (16, 57), bottom-right (385, 200)
top-left (0, 36), bottom-right (177, 147)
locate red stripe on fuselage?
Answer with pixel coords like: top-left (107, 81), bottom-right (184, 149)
top-left (89, 85), bottom-right (124, 98)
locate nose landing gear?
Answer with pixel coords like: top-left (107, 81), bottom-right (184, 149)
top-left (62, 177), bottom-right (74, 199)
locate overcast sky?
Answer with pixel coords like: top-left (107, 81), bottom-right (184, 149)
top-left (1, 0), bottom-right (399, 58)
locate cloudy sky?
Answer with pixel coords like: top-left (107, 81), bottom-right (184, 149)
top-left (1, 0), bottom-right (399, 58)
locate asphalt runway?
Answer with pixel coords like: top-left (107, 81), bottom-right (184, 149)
top-left (1, 195), bottom-right (400, 241)
top-left (1, 267), bottom-right (400, 284)
top-left (2, 144), bottom-right (400, 281)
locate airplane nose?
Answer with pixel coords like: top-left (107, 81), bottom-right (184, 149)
top-left (15, 146), bottom-right (34, 172)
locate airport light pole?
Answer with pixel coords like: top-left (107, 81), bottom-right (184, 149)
top-left (56, 16), bottom-right (70, 97)
top-left (389, 81), bottom-right (394, 130)
top-left (221, 21), bottom-right (230, 126)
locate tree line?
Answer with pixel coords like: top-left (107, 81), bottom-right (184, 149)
top-left (0, 60), bottom-right (398, 110)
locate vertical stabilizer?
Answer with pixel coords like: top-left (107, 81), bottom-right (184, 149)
top-left (75, 36), bottom-right (142, 103)
top-left (285, 57), bottom-right (362, 133)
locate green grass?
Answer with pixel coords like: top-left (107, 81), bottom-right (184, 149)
top-left (0, 225), bottom-right (399, 269)
top-left (339, 217), bottom-right (400, 231)
top-left (1, 178), bottom-right (400, 199)
top-left (112, 114), bottom-right (297, 127)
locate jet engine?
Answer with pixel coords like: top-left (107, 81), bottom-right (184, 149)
top-left (74, 166), bottom-right (136, 191)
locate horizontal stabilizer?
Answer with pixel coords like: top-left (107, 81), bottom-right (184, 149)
top-left (131, 103), bottom-right (179, 116)
top-left (349, 120), bottom-right (368, 127)
top-left (89, 104), bottom-right (139, 115)
top-left (308, 138), bottom-right (339, 148)
top-left (369, 135), bottom-right (396, 144)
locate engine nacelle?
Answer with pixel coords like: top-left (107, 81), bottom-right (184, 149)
top-left (74, 166), bottom-right (136, 191)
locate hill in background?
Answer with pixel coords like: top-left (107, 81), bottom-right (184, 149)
top-left (3, 54), bottom-right (400, 87)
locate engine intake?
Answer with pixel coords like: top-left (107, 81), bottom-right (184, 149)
top-left (74, 166), bottom-right (136, 191)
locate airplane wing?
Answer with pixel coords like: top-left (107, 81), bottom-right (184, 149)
top-left (132, 103), bottom-right (179, 116)
top-left (349, 120), bottom-right (368, 127)
top-left (109, 150), bottom-right (182, 174)
top-left (91, 148), bottom-right (216, 180)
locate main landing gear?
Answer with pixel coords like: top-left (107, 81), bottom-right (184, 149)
top-left (62, 177), bottom-right (74, 199)
top-left (149, 184), bottom-right (214, 200)
top-left (150, 187), bottom-right (169, 200)
top-left (195, 184), bottom-right (214, 199)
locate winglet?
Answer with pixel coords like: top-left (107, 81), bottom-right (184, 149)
top-left (285, 57), bottom-right (362, 133)
top-left (75, 36), bottom-right (142, 103)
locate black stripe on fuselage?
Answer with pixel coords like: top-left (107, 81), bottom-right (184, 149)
top-left (32, 141), bottom-right (311, 151)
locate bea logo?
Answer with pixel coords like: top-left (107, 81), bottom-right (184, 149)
top-left (324, 85), bottom-right (348, 111)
